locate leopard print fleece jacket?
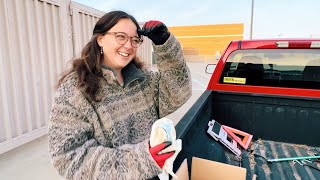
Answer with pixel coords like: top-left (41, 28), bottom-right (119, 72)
top-left (48, 34), bottom-right (192, 180)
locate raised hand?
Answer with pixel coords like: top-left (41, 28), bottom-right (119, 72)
top-left (139, 20), bottom-right (170, 45)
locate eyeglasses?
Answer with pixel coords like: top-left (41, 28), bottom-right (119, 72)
top-left (105, 32), bottom-right (143, 48)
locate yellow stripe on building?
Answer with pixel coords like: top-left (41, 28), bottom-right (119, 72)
top-left (169, 23), bottom-right (244, 62)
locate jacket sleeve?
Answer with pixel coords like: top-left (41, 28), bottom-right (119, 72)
top-left (149, 33), bottom-right (192, 118)
top-left (48, 83), bottom-right (162, 180)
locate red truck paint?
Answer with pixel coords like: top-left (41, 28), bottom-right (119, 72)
top-left (207, 39), bottom-right (320, 98)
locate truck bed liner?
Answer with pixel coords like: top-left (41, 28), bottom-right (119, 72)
top-left (242, 140), bottom-right (320, 180)
top-left (173, 91), bottom-right (320, 179)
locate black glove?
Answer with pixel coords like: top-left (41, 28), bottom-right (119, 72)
top-left (139, 20), bottom-right (170, 45)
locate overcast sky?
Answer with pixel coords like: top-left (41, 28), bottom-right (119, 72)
top-left (73, 0), bottom-right (320, 39)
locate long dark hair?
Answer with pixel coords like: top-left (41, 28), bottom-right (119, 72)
top-left (57, 11), bottom-right (143, 101)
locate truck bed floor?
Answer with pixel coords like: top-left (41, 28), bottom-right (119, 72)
top-left (240, 140), bottom-right (320, 180)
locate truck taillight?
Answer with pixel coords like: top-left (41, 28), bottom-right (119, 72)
top-left (276, 41), bottom-right (320, 48)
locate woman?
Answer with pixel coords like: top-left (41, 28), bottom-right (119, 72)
top-left (49, 10), bottom-right (191, 179)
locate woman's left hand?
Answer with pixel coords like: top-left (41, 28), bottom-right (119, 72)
top-left (139, 20), bottom-right (170, 45)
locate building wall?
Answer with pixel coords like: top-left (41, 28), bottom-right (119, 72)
top-left (0, 0), bottom-right (152, 154)
top-left (0, 0), bottom-right (73, 154)
top-left (169, 23), bottom-right (244, 62)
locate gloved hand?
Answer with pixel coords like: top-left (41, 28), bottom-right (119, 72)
top-left (149, 141), bottom-right (175, 168)
top-left (139, 20), bottom-right (170, 45)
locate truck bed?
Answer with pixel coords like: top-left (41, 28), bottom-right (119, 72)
top-left (173, 90), bottom-right (320, 179)
top-left (241, 139), bottom-right (320, 179)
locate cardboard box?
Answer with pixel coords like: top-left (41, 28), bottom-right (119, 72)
top-left (173, 157), bottom-right (246, 180)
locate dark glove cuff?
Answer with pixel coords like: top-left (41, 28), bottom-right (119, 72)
top-left (153, 32), bottom-right (170, 45)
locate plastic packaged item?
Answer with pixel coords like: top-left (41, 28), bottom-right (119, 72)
top-left (150, 117), bottom-right (182, 180)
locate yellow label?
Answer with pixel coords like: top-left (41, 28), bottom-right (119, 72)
top-left (223, 77), bottom-right (246, 84)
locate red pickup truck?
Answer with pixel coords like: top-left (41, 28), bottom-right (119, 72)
top-left (173, 39), bottom-right (320, 179)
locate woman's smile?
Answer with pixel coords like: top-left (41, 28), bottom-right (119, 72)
top-left (117, 51), bottom-right (130, 57)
